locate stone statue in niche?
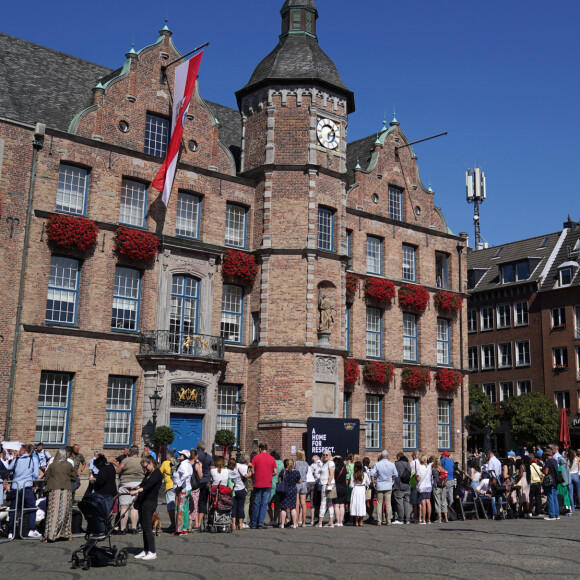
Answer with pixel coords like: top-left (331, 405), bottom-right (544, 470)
top-left (318, 293), bottom-right (336, 333)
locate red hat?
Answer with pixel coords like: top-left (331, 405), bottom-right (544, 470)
top-left (441, 451), bottom-right (450, 457)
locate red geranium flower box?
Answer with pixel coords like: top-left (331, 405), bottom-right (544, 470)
top-left (114, 226), bottom-right (159, 262)
top-left (346, 273), bottom-right (360, 303)
top-left (398, 284), bottom-right (429, 314)
top-left (434, 290), bottom-right (463, 314)
top-left (401, 366), bottom-right (431, 390)
top-left (363, 361), bottom-right (394, 387)
top-left (222, 249), bottom-right (259, 288)
top-left (344, 358), bottom-right (360, 386)
top-left (364, 277), bottom-right (395, 304)
top-left (435, 368), bottom-right (463, 392)
top-left (46, 213), bottom-right (99, 252)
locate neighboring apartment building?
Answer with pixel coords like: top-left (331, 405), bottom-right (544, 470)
top-left (0, 0), bottom-right (467, 457)
top-left (467, 218), bottom-right (580, 450)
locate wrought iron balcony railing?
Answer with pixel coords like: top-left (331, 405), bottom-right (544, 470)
top-left (139, 330), bottom-right (225, 360)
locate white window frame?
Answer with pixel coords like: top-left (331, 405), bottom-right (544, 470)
top-left (559, 267), bottom-right (573, 287)
top-left (499, 381), bottom-right (514, 401)
top-left (467, 309), bottom-right (477, 333)
top-left (317, 207), bottom-right (334, 252)
top-left (225, 203), bottom-right (247, 248)
top-left (514, 301), bottom-right (529, 326)
top-left (366, 236), bottom-right (382, 275)
top-left (56, 164), bottom-right (88, 215)
top-left (176, 191), bottom-right (201, 239)
top-left (555, 391), bottom-right (570, 410)
top-left (468, 346), bottom-right (478, 371)
top-left (481, 344), bottom-right (495, 370)
top-left (35, 372), bottom-right (72, 446)
top-left (498, 343), bottom-right (512, 368)
top-left (496, 303), bottom-right (511, 329)
top-left (482, 383), bottom-right (497, 404)
top-left (480, 307), bottom-right (494, 331)
top-left (388, 185), bottom-right (403, 221)
top-left (515, 340), bottom-right (530, 367)
top-left (517, 380), bottom-right (532, 396)
top-left (402, 244), bottom-right (416, 282)
top-left (551, 307), bottom-right (566, 329)
top-left (120, 178), bottom-right (148, 227)
top-left (553, 347), bottom-right (568, 369)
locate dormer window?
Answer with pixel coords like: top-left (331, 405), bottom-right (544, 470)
top-left (501, 261), bottom-right (529, 283)
top-left (558, 261), bottom-right (578, 287)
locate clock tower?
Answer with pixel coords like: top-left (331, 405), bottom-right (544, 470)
top-left (235, 0), bottom-right (356, 446)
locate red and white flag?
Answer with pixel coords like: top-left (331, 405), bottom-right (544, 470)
top-left (152, 51), bottom-right (203, 205)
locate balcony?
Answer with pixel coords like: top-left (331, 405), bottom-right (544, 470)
top-left (139, 331), bottom-right (224, 360)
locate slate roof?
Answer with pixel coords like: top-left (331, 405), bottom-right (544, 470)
top-left (236, 34), bottom-right (355, 112)
top-left (346, 133), bottom-right (377, 178)
top-left (0, 32), bottom-right (111, 131)
top-left (541, 221), bottom-right (580, 291)
top-left (281, 0), bottom-right (318, 12)
top-left (0, 33), bottom-right (242, 164)
top-left (466, 231), bottom-right (560, 292)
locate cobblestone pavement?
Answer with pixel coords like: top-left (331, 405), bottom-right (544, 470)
top-left (1, 514), bottom-right (579, 579)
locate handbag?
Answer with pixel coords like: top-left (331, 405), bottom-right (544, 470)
top-left (327, 485), bottom-right (337, 499)
top-left (190, 461), bottom-right (201, 491)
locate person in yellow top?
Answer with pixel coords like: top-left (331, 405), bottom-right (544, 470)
top-left (159, 450), bottom-right (178, 532)
top-left (529, 458), bottom-right (544, 517)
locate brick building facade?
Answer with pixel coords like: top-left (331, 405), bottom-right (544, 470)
top-left (467, 219), bottom-right (580, 450)
top-left (0, 0), bottom-right (467, 458)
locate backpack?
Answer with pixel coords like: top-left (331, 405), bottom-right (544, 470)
top-left (436, 470), bottom-right (446, 488)
top-left (399, 464), bottom-right (411, 485)
top-left (190, 461), bottom-right (201, 491)
top-left (169, 458), bottom-right (178, 477)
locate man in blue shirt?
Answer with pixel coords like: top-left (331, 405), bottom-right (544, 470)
top-left (370, 450), bottom-right (398, 526)
top-left (7, 443), bottom-right (41, 539)
top-left (440, 451), bottom-right (455, 516)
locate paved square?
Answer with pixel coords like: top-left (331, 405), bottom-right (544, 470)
top-left (0, 516), bottom-right (578, 579)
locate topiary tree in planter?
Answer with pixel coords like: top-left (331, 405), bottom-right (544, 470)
top-left (215, 429), bottom-right (236, 461)
top-left (152, 425), bottom-right (174, 462)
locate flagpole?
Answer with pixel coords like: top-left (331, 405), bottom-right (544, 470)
top-left (161, 42), bottom-right (210, 80)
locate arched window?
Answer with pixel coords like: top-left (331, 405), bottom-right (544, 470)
top-left (170, 274), bottom-right (199, 353)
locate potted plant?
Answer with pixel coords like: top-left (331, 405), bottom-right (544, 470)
top-left (344, 358), bottom-right (360, 387)
top-left (152, 425), bottom-right (175, 461)
top-left (215, 429), bottom-right (236, 461)
top-left (401, 366), bottom-right (431, 390)
top-left (46, 213), bottom-right (99, 253)
top-left (364, 277), bottom-right (395, 304)
top-left (114, 226), bottom-right (159, 262)
top-left (221, 249), bottom-right (259, 288)
top-left (434, 290), bottom-right (463, 315)
top-left (363, 361), bottom-right (394, 387)
top-left (398, 284), bottom-right (429, 314)
top-left (435, 368), bottom-right (463, 392)
top-left (346, 273), bottom-right (360, 303)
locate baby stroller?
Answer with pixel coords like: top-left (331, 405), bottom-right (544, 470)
top-left (71, 494), bottom-right (129, 570)
top-left (206, 484), bottom-right (233, 533)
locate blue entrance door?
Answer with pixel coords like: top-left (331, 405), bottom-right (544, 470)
top-left (169, 414), bottom-right (203, 453)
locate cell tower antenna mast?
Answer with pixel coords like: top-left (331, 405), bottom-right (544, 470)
top-left (465, 167), bottom-right (487, 249)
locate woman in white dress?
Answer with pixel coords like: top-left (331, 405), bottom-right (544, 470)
top-left (415, 455), bottom-right (432, 525)
top-left (349, 461), bottom-right (369, 526)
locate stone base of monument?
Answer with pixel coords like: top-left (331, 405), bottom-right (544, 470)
top-left (317, 330), bottom-right (331, 347)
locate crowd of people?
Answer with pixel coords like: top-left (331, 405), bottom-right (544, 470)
top-left (1, 439), bottom-right (578, 560)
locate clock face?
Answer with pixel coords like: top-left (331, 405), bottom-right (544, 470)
top-left (317, 118), bottom-right (340, 150)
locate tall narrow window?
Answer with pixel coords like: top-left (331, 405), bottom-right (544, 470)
top-left (46, 256), bottom-right (80, 324)
top-left (317, 207), bottom-right (334, 251)
top-left (388, 186), bottom-right (403, 221)
top-left (221, 284), bottom-right (243, 343)
top-left (344, 392), bottom-right (351, 418)
top-left (251, 312), bottom-right (260, 345)
top-left (366, 395), bottom-right (381, 449)
top-left (515, 340), bottom-right (530, 366)
top-left (575, 306), bottom-right (580, 339)
top-left (366, 307), bottom-right (382, 358)
top-left (553, 347), bottom-right (568, 369)
top-left (497, 304), bottom-right (511, 329)
top-left (437, 400), bottom-right (451, 449)
top-left (498, 343), bottom-right (512, 368)
top-left (112, 267), bottom-right (141, 331)
top-left (56, 164), bottom-right (88, 215)
top-left (499, 381), bottom-right (514, 401)
top-left (144, 113), bottom-right (169, 157)
top-left (170, 275), bottom-right (199, 354)
top-left (468, 346), bottom-right (478, 371)
top-left (402, 244), bottom-right (416, 282)
top-left (346, 229), bottom-right (352, 269)
top-left (437, 318), bottom-right (450, 365)
top-left (435, 253), bottom-right (449, 289)
top-left (346, 305), bottom-right (351, 352)
top-left (514, 301), bottom-right (529, 326)
top-left (403, 313), bottom-right (417, 362)
top-left (555, 391), bottom-right (570, 409)
top-left (480, 307), bottom-right (494, 331)
top-left (552, 307), bottom-right (566, 329)
top-left (366, 236), bottom-right (382, 274)
top-left (467, 310), bottom-right (477, 333)
top-left (120, 179), bottom-right (147, 227)
top-left (35, 372), bottom-right (71, 445)
top-left (483, 383), bottom-right (497, 403)
top-left (517, 380), bottom-right (531, 395)
top-left (104, 376), bottom-right (135, 446)
top-left (403, 397), bottom-right (418, 449)
top-left (217, 385), bottom-right (240, 446)
top-left (225, 203), bottom-right (247, 248)
top-left (481, 344), bottom-right (495, 369)
top-left (176, 192), bottom-right (201, 238)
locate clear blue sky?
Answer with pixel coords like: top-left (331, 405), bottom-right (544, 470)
top-left (4, 1), bottom-right (579, 244)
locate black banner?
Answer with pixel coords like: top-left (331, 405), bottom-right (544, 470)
top-left (306, 417), bottom-right (360, 462)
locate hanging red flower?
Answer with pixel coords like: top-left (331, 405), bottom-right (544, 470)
top-left (401, 366), bottom-right (431, 390)
top-left (435, 368), bottom-right (463, 392)
top-left (434, 290), bottom-right (463, 314)
top-left (46, 213), bottom-right (99, 252)
top-left (346, 273), bottom-right (360, 303)
top-left (344, 358), bottom-right (360, 386)
top-left (363, 361), bottom-right (394, 387)
top-left (364, 277), bottom-right (396, 304)
top-left (398, 284), bottom-right (429, 314)
top-left (114, 226), bottom-right (159, 262)
top-left (222, 249), bottom-right (259, 288)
